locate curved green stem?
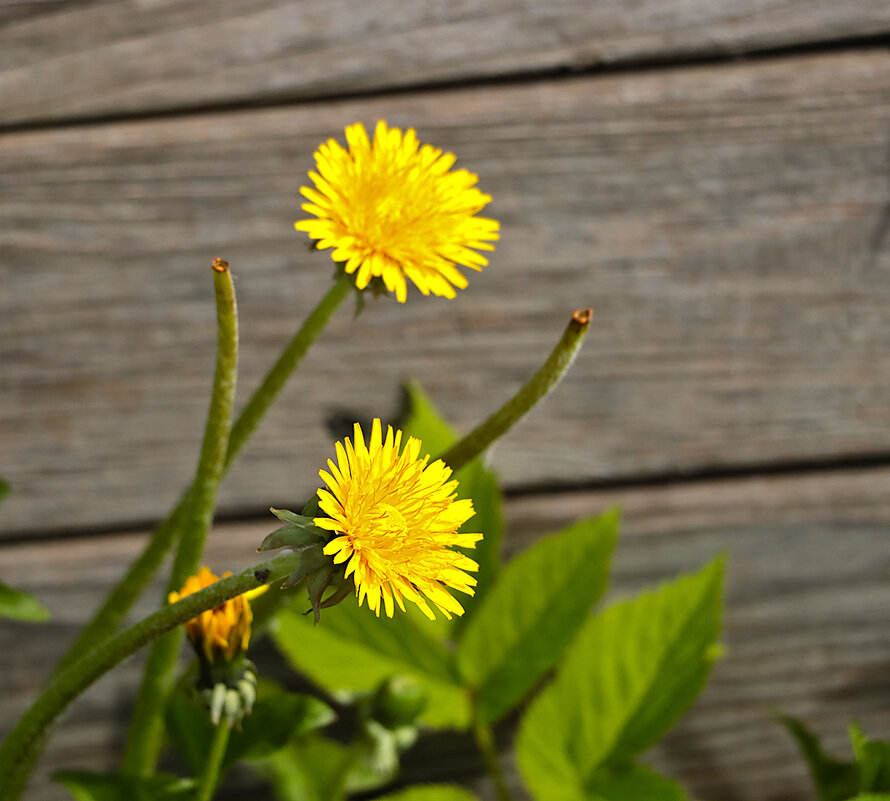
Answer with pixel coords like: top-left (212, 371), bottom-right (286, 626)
top-left (439, 308), bottom-right (592, 472)
top-left (195, 720), bottom-right (230, 801)
top-left (0, 552), bottom-right (303, 798)
top-left (121, 260), bottom-right (239, 775)
top-left (55, 274), bottom-right (352, 671)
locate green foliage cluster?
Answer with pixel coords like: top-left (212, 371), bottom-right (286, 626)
top-left (16, 383), bottom-right (725, 801)
top-left (260, 384), bottom-right (725, 801)
top-left (782, 716), bottom-right (890, 801)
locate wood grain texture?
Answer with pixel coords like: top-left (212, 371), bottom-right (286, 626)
top-left (3, 50), bottom-right (890, 537)
top-left (2, 1), bottom-right (890, 127)
top-left (3, 467), bottom-right (890, 800)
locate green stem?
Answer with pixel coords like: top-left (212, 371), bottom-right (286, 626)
top-left (121, 260), bottom-right (239, 776)
top-left (170, 261), bottom-right (239, 589)
top-left (473, 717), bottom-right (512, 801)
top-left (439, 308), bottom-right (592, 472)
top-left (55, 274), bottom-right (352, 672)
top-left (0, 552), bottom-right (303, 799)
top-left (195, 719), bottom-right (230, 801)
top-left (120, 630), bottom-right (184, 773)
top-left (225, 273), bottom-right (353, 468)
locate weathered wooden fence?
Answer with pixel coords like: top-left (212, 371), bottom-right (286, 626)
top-left (3, 3), bottom-right (890, 799)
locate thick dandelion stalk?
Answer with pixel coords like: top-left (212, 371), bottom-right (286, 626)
top-left (439, 309), bottom-right (593, 472)
top-left (56, 272), bottom-right (352, 673)
top-left (121, 259), bottom-right (239, 776)
top-left (0, 552), bottom-right (303, 801)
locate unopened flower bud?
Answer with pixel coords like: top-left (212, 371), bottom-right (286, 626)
top-left (370, 675), bottom-right (427, 730)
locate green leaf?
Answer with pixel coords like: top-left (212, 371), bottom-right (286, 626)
top-left (0, 478), bottom-right (9, 505)
top-left (166, 683), bottom-right (334, 775)
top-left (272, 599), bottom-right (469, 728)
top-left (0, 579), bottom-right (50, 622)
top-left (268, 508), bottom-right (328, 535)
top-left (457, 510), bottom-right (617, 723)
top-left (777, 715), bottom-right (858, 801)
top-left (53, 770), bottom-right (194, 801)
top-left (586, 764), bottom-right (690, 800)
top-left (402, 381), bottom-right (504, 620)
top-left (375, 786), bottom-right (479, 801)
top-left (848, 723), bottom-right (890, 793)
top-left (253, 736), bottom-right (352, 801)
top-left (851, 722), bottom-right (870, 762)
top-left (402, 381), bottom-right (460, 457)
top-left (258, 523), bottom-right (325, 553)
top-left (516, 557), bottom-right (725, 800)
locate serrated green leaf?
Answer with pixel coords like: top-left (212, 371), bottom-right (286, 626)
top-left (402, 381), bottom-right (504, 621)
top-left (53, 770), bottom-right (194, 801)
top-left (847, 723), bottom-right (890, 793)
top-left (457, 510), bottom-right (617, 724)
top-left (272, 600), bottom-right (469, 728)
top-left (166, 683), bottom-right (334, 776)
top-left (586, 764), bottom-right (689, 801)
top-left (253, 736), bottom-right (352, 801)
top-left (0, 579), bottom-right (50, 622)
top-left (517, 557), bottom-right (725, 799)
top-left (851, 722), bottom-right (869, 762)
top-left (375, 786), bottom-right (479, 801)
top-left (778, 715), bottom-right (858, 801)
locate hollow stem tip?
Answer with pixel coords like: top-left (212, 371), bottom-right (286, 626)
top-left (211, 258), bottom-right (230, 273)
top-left (438, 306), bottom-right (593, 474)
top-left (572, 308), bottom-right (593, 326)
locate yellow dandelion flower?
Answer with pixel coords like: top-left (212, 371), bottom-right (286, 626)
top-left (169, 567), bottom-right (268, 665)
top-left (314, 418), bottom-right (481, 620)
top-left (295, 120), bottom-right (500, 302)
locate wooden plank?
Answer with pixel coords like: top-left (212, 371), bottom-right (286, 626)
top-left (2, 1), bottom-right (890, 127)
top-left (3, 467), bottom-right (890, 800)
top-left (3, 50), bottom-right (890, 537)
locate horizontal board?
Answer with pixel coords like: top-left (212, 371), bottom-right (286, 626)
top-left (2, 1), bottom-right (890, 127)
top-left (3, 50), bottom-right (890, 536)
top-left (3, 467), bottom-right (890, 800)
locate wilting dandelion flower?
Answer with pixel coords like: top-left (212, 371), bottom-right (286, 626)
top-left (169, 567), bottom-right (267, 666)
top-left (169, 568), bottom-right (268, 724)
top-left (313, 418), bottom-right (481, 619)
top-left (295, 121), bottom-right (499, 302)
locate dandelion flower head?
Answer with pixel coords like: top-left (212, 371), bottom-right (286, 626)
top-left (295, 121), bottom-right (499, 302)
top-left (169, 567), bottom-right (268, 664)
top-left (314, 419), bottom-right (481, 619)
